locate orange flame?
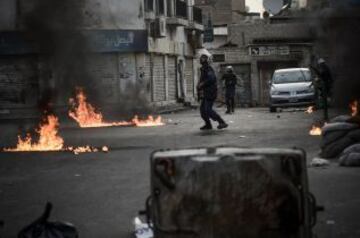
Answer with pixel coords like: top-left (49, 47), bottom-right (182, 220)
top-left (4, 115), bottom-right (64, 152)
top-left (305, 106), bottom-right (315, 114)
top-left (4, 114), bottom-right (110, 154)
top-left (350, 100), bottom-right (358, 117)
top-left (309, 125), bottom-right (322, 136)
top-left (68, 88), bottom-right (118, 128)
top-left (69, 88), bottom-right (164, 128)
top-left (309, 123), bottom-right (327, 136)
top-left (132, 115), bottom-right (164, 127)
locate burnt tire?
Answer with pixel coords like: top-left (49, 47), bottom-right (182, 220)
top-left (269, 106), bottom-right (277, 113)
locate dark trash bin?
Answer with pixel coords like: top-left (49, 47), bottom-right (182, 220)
top-left (141, 147), bottom-right (322, 238)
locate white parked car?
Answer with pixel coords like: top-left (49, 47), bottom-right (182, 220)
top-left (269, 68), bottom-right (315, 112)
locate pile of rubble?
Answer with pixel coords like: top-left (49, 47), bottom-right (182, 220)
top-left (320, 114), bottom-right (360, 166)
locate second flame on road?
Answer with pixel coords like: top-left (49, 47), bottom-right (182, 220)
top-left (69, 88), bottom-right (164, 128)
top-left (309, 125), bottom-right (322, 136)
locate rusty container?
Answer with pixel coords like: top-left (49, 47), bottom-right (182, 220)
top-left (145, 147), bottom-right (321, 238)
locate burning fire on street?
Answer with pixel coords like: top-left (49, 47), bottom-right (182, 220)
top-left (350, 100), bottom-right (358, 117)
top-left (68, 88), bottom-right (164, 128)
top-left (4, 115), bottom-right (64, 152)
top-left (3, 114), bottom-right (108, 154)
top-left (305, 106), bottom-right (315, 114)
top-left (309, 100), bottom-right (359, 136)
top-left (309, 125), bottom-right (323, 136)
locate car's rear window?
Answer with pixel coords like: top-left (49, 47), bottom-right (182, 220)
top-left (273, 70), bottom-right (311, 84)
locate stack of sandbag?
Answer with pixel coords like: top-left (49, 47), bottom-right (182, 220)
top-left (320, 115), bottom-right (360, 159)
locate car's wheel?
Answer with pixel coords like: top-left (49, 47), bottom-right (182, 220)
top-left (269, 106), bottom-right (277, 113)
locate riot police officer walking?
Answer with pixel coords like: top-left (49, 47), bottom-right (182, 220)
top-left (222, 66), bottom-right (238, 114)
top-left (197, 54), bottom-right (228, 130)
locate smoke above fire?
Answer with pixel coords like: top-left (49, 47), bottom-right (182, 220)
top-left (21, 0), bottom-right (152, 116)
top-left (310, 7), bottom-right (360, 107)
top-left (20, 0), bottom-right (89, 109)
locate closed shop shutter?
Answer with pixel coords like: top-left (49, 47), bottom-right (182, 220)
top-left (167, 56), bottom-right (177, 100)
top-left (0, 56), bottom-right (39, 107)
top-left (86, 53), bottom-right (119, 104)
top-left (143, 54), bottom-right (152, 102)
top-left (185, 58), bottom-right (194, 98)
top-left (153, 55), bottom-right (166, 102)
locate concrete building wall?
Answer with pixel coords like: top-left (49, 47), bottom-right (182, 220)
top-left (0, 0), bottom-right (17, 30)
top-left (195, 0), bottom-right (246, 25)
top-left (81, 0), bottom-right (146, 30)
top-left (229, 22), bottom-right (312, 46)
top-left (306, 0), bottom-right (329, 9)
top-left (17, 0), bottom-right (146, 30)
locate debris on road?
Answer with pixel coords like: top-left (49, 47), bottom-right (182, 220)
top-left (18, 202), bottom-right (78, 238)
top-left (310, 158), bottom-right (330, 168)
top-left (134, 217), bottom-right (153, 238)
top-left (326, 220), bottom-right (336, 225)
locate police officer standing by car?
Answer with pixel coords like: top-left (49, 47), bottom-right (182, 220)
top-left (310, 58), bottom-right (333, 121)
top-left (222, 66), bottom-right (238, 114)
top-left (197, 53), bottom-right (228, 130)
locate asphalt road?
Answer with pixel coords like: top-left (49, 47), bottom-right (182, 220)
top-left (0, 108), bottom-right (359, 238)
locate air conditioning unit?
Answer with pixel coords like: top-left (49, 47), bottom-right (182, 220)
top-left (155, 17), bottom-right (167, 38)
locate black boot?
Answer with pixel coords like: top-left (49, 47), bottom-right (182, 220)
top-left (217, 118), bottom-right (228, 129)
top-left (231, 98), bottom-right (235, 113)
top-left (200, 124), bottom-right (213, 130)
top-left (217, 122), bottom-right (228, 130)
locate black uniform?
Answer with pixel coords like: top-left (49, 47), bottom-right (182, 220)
top-left (311, 61), bottom-right (333, 121)
top-left (198, 64), bottom-right (226, 129)
top-left (318, 63), bottom-right (333, 96)
top-left (222, 72), bottom-right (238, 113)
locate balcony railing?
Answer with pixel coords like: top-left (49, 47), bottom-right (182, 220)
top-left (175, 0), bottom-right (187, 19)
top-left (193, 6), bottom-right (202, 24)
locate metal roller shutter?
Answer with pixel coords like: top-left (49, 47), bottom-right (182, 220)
top-left (86, 53), bottom-right (119, 103)
top-left (153, 55), bottom-right (166, 102)
top-left (143, 54), bottom-right (152, 102)
top-left (167, 56), bottom-right (177, 100)
top-left (0, 56), bottom-right (39, 106)
top-left (185, 58), bottom-right (194, 98)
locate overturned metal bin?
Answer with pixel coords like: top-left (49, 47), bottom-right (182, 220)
top-left (142, 147), bottom-right (322, 238)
